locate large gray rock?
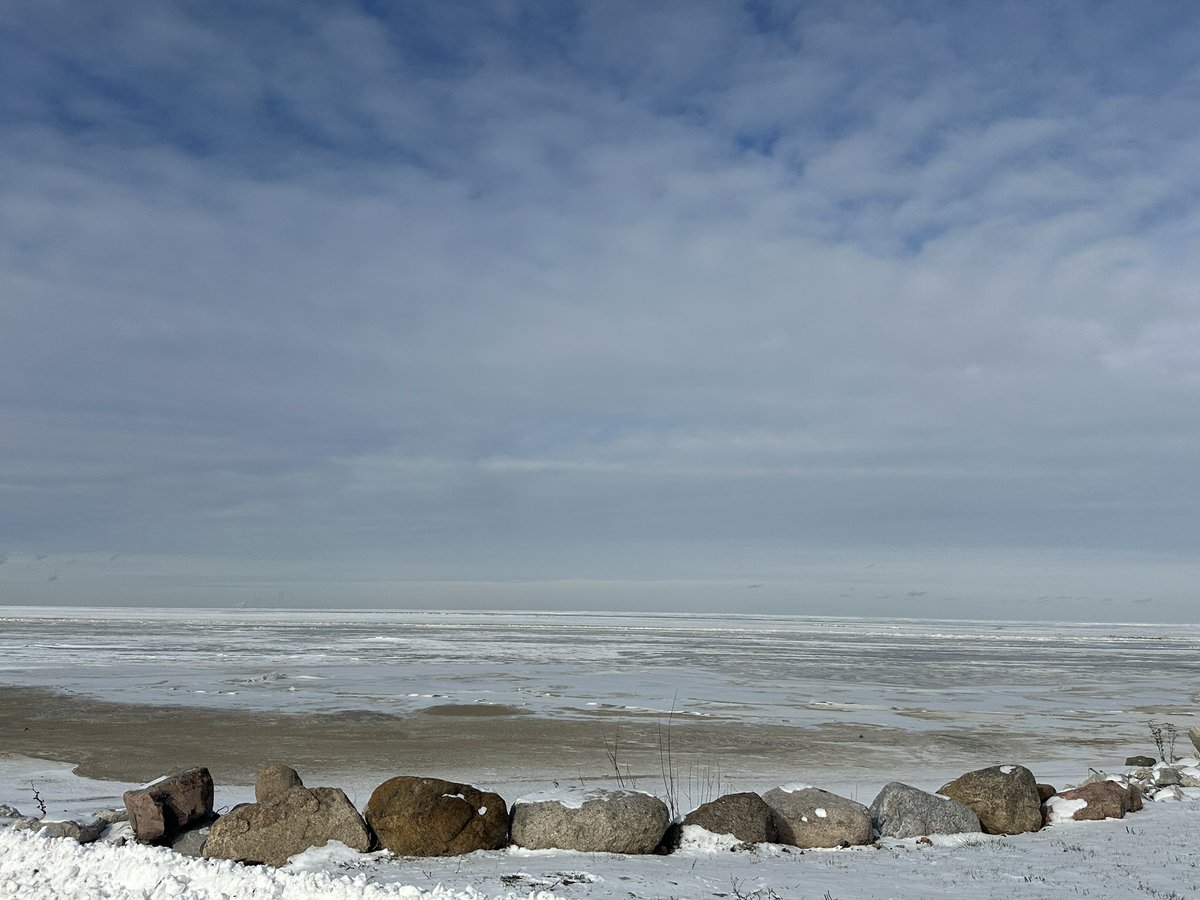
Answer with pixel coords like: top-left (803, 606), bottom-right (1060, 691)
top-left (762, 786), bottom-right (872, 849)
top-left (869, 782), bottom-right (981, 839)
top-left (1189, 726), bottom-right (1200, 756)
top-left (203, 786), bottom-right (371, 867)
top-left (365, 776), bottom-right (508, 857)
top-left (682, 792), bottom-right (778, 844)
top-left (256, 762), bottom-right (304, 804)
top-left (510, 789), bottom-right (670, 854)
top-left (123, 767), bottom-right (214, 845)
top-left (938, 765), bottom-right (1042, 835)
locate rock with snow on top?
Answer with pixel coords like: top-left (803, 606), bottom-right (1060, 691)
top-left (123, 767), bottom-right (214, 845)
top-left (763, 786), bottom-right (872, 849)
top-left (256, 761), bottom-right (304, 804)
top-left (1047, 781), bottom-right (1138, 822)
top-left (34, 817), bottom-right (107, 844)
top-left (938, 765), bottom-right (1042, 835)
top-left (510, 789), bottom-right (670, 854)
top-left (869, 782), bottom-right (981, 839)
top-left (366, 776), bottom-right (508, 856)
top-left (682, 792), bottom-right (779, 844)
top-left (204, 786), bottom-right (371, 867)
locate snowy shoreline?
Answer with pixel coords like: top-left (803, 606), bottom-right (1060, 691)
top-left (3, 750), bottom-right (1199, 900)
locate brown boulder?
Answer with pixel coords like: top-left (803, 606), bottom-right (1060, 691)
top-left (1036, 783), bottom-right (1057, 803)
top-left (1047, 780), bottom-right (1138, 822)
top-left (203, 786), bottom-right (371, 867)
top-left (682, 792), bottom-right (778, 844)
top-left (938, 765), bottom-right (1042, 835)
top-left (123, 767), bottom-right (214, 845)
top-left (366, 776), bottom-right (508, 856)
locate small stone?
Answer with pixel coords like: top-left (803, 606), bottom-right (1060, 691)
top-left (1126, 756), bottom-right (1157, 768)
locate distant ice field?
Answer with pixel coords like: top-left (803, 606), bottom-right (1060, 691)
top-left (2, 607), bottom-right (1196, 740)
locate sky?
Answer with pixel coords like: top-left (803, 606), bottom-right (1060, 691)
top-left (1, 1), bottom-right (1199, 620)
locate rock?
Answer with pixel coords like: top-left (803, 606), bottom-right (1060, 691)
top-left (123, 767), bottom-right (215, 845)
top-left (1154, 767), bottom-right (1182, 787)
top-left (366, 776), bottom-right (508, 857)
top-left (655, 821), bottom-right (683, 854)
top-left (0, 804), bottom-right (22, 819)
top-left (938, 765), bottom-right (1042, 835)
top-left (1190, 726), bottom-right (1200, 756)
top-left (869, 782), bottom-right (981, 839)
top-left (171, 819), bottom-right (216, 857)
top-left (510, 789), bottom-right (670, 854)
top-left (1126, 755), bottom-right (1157, 768)
top-left (762, 786), bottom-right (872, 849)
top-left (256, 761), bottom-right (304, 804)
top-left (204, 786), bottom-right (371, 867)
top-left (1036, 783), bottom-right (1057, 803)
top-left (1046, 781), bottom-right (1138, 822)
top-left (682, 792), bottom-right (778, 844)
top-left (36, 817), bottom-right (106, 844)
top-left (94, 807), bottom-right (129, 825)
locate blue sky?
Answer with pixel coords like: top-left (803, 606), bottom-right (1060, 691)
top-left (2, 1), bottom-right (1199, 619)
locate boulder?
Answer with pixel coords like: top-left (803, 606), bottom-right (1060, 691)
top-left (938, 765), bottom-right (1042, 835)
top-left (762, 786), bottom-right (872, 849)
top-left (1036, 783), bottom-right (1057, 803)
top-left (1045, 781), bottom-right (1139, 823)
top-left (171, 820), bottom-right (215, 857)
top-left (366, 776), bottom-right (508, 857)
top-left (123, 767), bottom-right (215, 845)
top-left (35, 817), bottom-right (106, 844)
top-left (0, 804), bottom-right (22, 819)
top-left (203, 786), bottom-right (371, 867)
top-left (1190, 726), bottom-right (1200, 756)
top-left (682, 792), bottom-right (778, 844)
top-left (869, 782), bottom-right (981, 839)
top-left (256, 761), bottom-right (304, 804)
top-left (510, 789), bottom-right (669, 854)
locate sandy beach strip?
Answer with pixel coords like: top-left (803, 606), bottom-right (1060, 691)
top-left (0, 685), bottom-right (1130, 793)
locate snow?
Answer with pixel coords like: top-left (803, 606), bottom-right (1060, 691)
top-left (999, 765), bottom-right (1016, 774)
top-left (1044, 795), bottom-right (1089, 824)
top-left (814, 807), bottom-right (827, 818)
top-left (2, 789), bottom-right (1200, 899)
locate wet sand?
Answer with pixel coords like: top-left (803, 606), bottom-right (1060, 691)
top-left (0, 686), bottom-right (1131, 791)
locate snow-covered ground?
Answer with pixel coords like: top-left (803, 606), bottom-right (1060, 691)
top-left (3, 608), bottom-right (1199, 898)
top-left (2, 756), bottom-right (1199, 900)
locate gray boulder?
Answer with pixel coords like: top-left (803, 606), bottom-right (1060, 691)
top-left (682, 792), bottom-right (778, 844)
top-left (365, 776), bottom-right (508, 857)
top-left (123, 767), bottom-right (214, 845)
top-left (938, 765), bottom-right (1042, 835)
top-left (510, 789), bottom-right (670, 854)
top-left (1189, 726), bottom-right (1200, 756)
top-left (203, 786), bottom-right (371, 867)
top-left (256, 761), bottom-right (304, 804)
top-left (869, 782), bottom-right (981, 839)
top-left (34, 817), bottom-right (107, 844)
top-left (762, 786), bottom-right (872, 849)
top-left (0, 804), bottom-right (22, 819)
top-left (171, 820), bottom-right (215, 857)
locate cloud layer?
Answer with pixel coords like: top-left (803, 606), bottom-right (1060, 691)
top-left (2, 1), bottom-right (1199, 617)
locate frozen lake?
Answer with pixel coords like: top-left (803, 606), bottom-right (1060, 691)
top-left (2, 606), bottom-right (1196, 742)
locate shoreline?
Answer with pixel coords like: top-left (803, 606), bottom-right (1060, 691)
top-left (2, 686), bottom-right (1123, 792)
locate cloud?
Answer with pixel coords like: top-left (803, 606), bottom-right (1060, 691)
top-left (1, 1), bottom-right (1198, 614)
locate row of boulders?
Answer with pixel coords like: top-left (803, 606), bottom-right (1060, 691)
top-left (5, 752), bottom-right (1198, 866)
